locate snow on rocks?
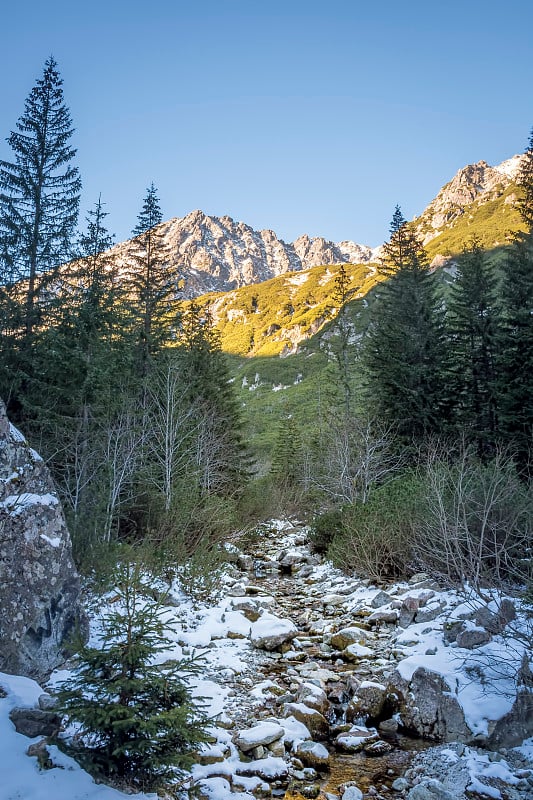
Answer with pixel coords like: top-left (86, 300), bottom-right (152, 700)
top-left (249, 612), bottom-right (298, 651)
top-left (293, 740), bottom-right (330, 769)
top-left (335, 725), bottom-right (380, 752)
top-left (234, 721), bottom-right (284, 752)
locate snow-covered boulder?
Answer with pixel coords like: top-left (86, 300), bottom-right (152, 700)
top-left (250, 613), bottom-right (297, 651)
top-left (234, 721), bottom-right (284, 753)
top-left (293, 740), bottom-right (330, 769)
top-left (346, 681), bottom-right (387, 721)
top-left (335, 725), bottom-right (379, 752)
top-left (0, 401), bottom-right (85, 681)
top-left (283, 702), bottom-right (329, 737)
top-left (330, 626), bottom-right (369, 650)
top-left (390, 666), bottom-right (471, 742)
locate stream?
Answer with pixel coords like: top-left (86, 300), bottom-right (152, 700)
top-left (220, 521), bottom-right (433, 799)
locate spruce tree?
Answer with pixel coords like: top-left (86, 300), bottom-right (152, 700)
top-left (127, 184), bottom-right (178, 379)
top-left (0, 57), bottom-right (80, 338)
top-left (330, 264), bottom-right (357, 414)
top-left (498, 130), bottom-right (533, 477)
top-left (56, 563), bottom-right (208, 791)
top-left (363, 206), bottom-right (447, 442)
top-left (176, 302), bottom-right (252, 497)
top-left (34, 199), bottom-right (134, 544)
top-left (446, 238), bottom-right (500, 460)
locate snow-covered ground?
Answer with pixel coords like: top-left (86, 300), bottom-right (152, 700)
top-left (1, 519), bottom-right (532, 800)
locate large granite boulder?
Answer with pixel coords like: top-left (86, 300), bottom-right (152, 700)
top-left (389, 667), bottom-right (471, 742)
top-left (0, 401), bottom-right (85, 681)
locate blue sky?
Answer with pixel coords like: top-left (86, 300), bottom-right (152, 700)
top-left (0, 0), bottom-right (532, 247)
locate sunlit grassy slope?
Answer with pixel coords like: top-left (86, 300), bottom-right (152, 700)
top-left (424, 184), bottom-right (524, 260)
top-left (196, 261), bottom-right (379, 358)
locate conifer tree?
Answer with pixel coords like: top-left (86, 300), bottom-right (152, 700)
top-left (0, 57), bottom-right (80, 338)
top-left (330, 264), bottom-right (357, 414)
top-left (271, 414), bottom-right (304, 492)
top-left (363, 206), bottom-right (447, 442)
top-left (56, 563), bottom-right (208, 790)
top-left (176, 302), bottom-right (252, 496)
top-left (498, 130), bottom-right (533, 477)
top-left (446, 238), bottom-right (500, 459)
top-left (127, 184), bottom-right (178, 380)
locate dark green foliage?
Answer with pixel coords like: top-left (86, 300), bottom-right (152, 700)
top-left (175, 302), bottom-right (253, 497)
top-left (363, 207), bottom-right (447, 442)
top-left (309, 508), bottom-right (344, 554)
top-left (324, 472), bottom-right (426, 580)
top-left (56, 564), bottom-right (208, 790)
top-left (0, 57), bottom-right (80, 338)
top-left (446, 238), bottom-right (500, 459)
top-left (270, 414), bottom-right (305, 491)
top-left (497, 134), bottom-right (533, 478)
top-left (127, 184), bottom-right (179, 377)
top-left (329, 264), bottom-right (357, 413)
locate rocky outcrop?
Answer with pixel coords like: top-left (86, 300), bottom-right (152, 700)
top-left (0, 401), bottom-right (85, 681)
top-left (413, 155), bottom-right (524, 246)
top-left (110, 210), bottom-right (374, 298)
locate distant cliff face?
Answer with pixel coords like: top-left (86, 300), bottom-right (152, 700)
top-left (0, 402), bottom-right (85, 681)
top-left (112, 210), bottom-right (374, 297)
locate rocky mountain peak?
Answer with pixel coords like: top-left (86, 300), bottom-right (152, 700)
top-left (114, 210), bottom-right (373, 298)
top-left (414, 154), bottom-right (525, 245)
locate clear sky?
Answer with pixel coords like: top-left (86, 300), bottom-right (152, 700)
top-left (0, 0), bottom-right (531, 247)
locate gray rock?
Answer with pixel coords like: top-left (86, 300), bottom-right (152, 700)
top-left (37, 693), bottom-right (58, 711)
top-left (415, 602), bottom-right (444, 624)
top-left (342, 790), bottom-right (362, 800)
top-left (330, 626), bottom-right (369, 650)
top-left (368, 609), bottom-right (399, 625)
top-left (475, 600), bottom-right (516, 634)
top-left (346, 681), bottom-right (387, 721)
top-left (9, 707), bottom-right (61, 738)
top-left (284, 703), bottom-right (329, 737)
top-left (371, 591), bottom-right (392, 608)
top-left (390, 667), bottom-right (471, 742)
top-left (455, 627), bottom-right (491, 650)
top-left (293, 740), bottom-right (330, 769)
top-left (392, 777), bottom-right (410, 791)
top-left (235, 721), bottom-right (285, 752)
top-left (407, 779), bottom-right (458, 800)
top-left (487, 688), bottom-right (533, 749)
top-left (364, 739), bottom-right (393, 756)
top-left (0, 401), bottom-right (86, 681)
top-left (379, 718), bottom-right (399, 734)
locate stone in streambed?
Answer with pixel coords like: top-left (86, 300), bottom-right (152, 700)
top-left (293, 740), bottom-right (330, 769)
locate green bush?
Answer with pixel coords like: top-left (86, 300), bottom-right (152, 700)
top-left (309, 508), bottom-right (344, 554)
top-left (326, 473), bottom-right (426, 580)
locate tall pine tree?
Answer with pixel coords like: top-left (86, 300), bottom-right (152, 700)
top-left (363, 206), bottom-right (447, 442)
top-left (126, 184), bottom-right (177, 381)
top-left (446, 238), bottom-right (500, 460)
top-left (498, 130), bottom-right (533, 477)
top-left (0, 57), bottom-right (80, 338)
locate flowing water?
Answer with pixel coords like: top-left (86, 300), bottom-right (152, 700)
top-left (244, 528), bottom-right (434, 799)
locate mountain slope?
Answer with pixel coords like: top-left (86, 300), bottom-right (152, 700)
top-left (197, 261), bottom-right (379, 358)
